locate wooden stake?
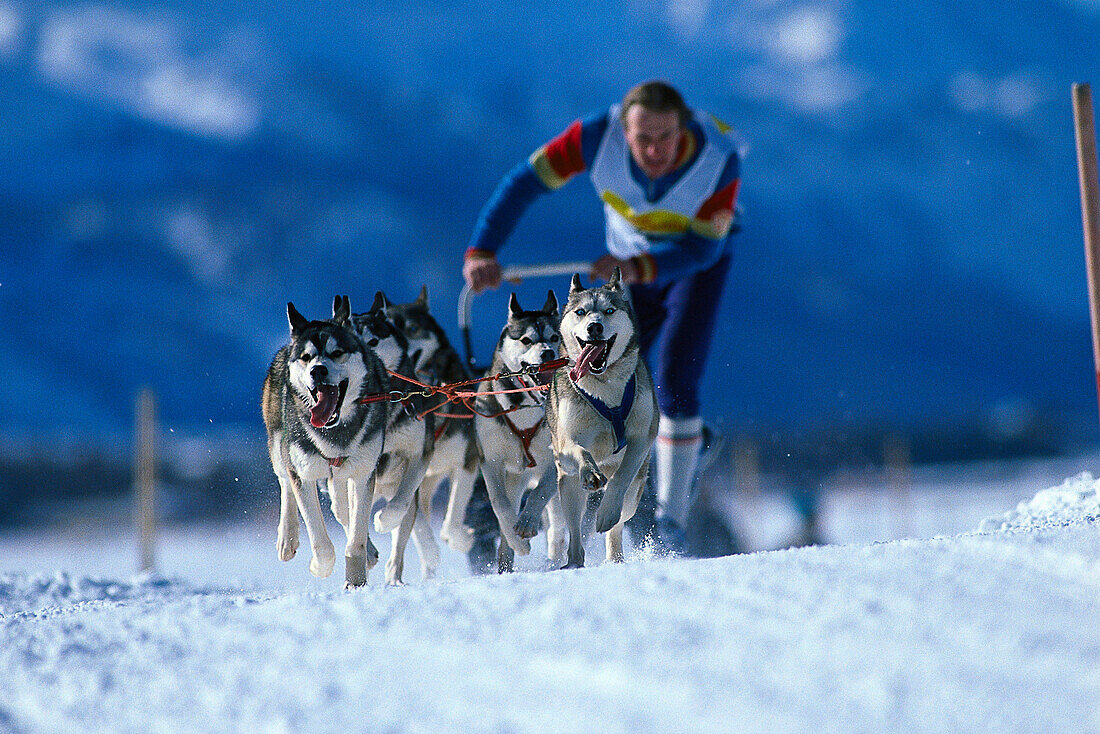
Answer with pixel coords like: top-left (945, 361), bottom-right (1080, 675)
top-left (134, 388), bottom-right (158, 573)
top-left (1074, 83), bottom-right (1100, 426)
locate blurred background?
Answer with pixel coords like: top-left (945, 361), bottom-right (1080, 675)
top-left (2, 0), bottom-right (1100, 555)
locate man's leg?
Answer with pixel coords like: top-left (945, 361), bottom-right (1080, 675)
top-left (646, 255), bottom-right (732, 552)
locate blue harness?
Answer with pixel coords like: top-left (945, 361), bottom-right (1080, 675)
top-left (571, 374), bottom-right (636, 454)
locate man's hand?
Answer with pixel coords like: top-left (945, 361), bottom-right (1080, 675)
top-left (463, 252), bottom-right (502, 293)
top-left (590, 254), bottom-right (640, 285)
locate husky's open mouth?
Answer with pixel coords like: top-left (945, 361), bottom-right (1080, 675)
top-left (570, 334), bottom-right (616, 381)
top-left (309, 379), bottom-right (349, 428)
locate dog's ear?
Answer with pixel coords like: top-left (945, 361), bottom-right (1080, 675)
top-left (287, 302), bottom-right (309, 335)
top-left (331, 295), bottom-right (351, 324)
top-left (543, 289), bottom-right (558, 316)
top-left (607, 267), bottom-right (622, 290)
top-left (508, 292), bottom-right (523, 317)
top-left (371, 290), bottom-right (389, 313)
top-left (417, 285), bottom-right (429, 308)
top-left (570, 273), bottom-right (583, 294)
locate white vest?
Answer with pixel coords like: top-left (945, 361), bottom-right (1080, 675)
top-left (589, 104), bottom-right (737, 258)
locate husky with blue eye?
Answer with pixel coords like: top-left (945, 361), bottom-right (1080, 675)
top-left (262, 296), bottom-right (388, 588)
top-left (547, 268), bottom-right (659, 568)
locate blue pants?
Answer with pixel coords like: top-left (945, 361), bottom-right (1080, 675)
top-left (630, 254), bottom-right (732, 419)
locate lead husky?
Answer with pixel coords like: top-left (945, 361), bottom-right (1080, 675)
top-left (262, 297), bottom-right (388, 588)
top-left (383, 287), bottom-right (481, 558)
top-left (349, 292), bottom-right (434, 585)
top-left (475, 291), bottom-right (567, 572)
top-left (547, 269), bottom-right (659, 568)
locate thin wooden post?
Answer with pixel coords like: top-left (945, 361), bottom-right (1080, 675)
top-left (134, 388), bottom-right (158, 573)
top-left (1073, 83), bottom-right (1100, 426)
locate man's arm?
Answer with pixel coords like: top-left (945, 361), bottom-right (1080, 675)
top-left (464, 115), bottom-right (607, 292)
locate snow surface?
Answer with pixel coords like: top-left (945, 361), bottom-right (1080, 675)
top-left (2, 474), bottom-right (1100, 733)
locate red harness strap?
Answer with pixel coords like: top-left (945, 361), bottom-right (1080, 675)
top-left (501, 413), bottom-right (543, 469)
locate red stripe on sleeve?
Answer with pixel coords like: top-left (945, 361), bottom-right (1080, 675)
top-left (695, 178), bottom-right (740, 222)
top-left (542, 120), bottom-right (587, 181)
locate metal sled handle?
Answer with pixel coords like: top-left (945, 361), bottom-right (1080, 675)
top-left (458, 261), bottom-right (592, 370)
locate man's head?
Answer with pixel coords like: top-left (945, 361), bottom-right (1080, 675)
top-left (620, 81), bottom-right (689, 180)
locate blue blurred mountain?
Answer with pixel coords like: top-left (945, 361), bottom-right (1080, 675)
top-left (2, 0), bottom-right (1099, 449)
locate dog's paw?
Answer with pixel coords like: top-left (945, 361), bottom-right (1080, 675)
top-left (440, 523), bottom-right (475, 553)
top-left (309, 545), bottom-right (336, 578)
top-left (373, 505), bottom-right (404, 533)
top-left (276, 530), bottom-right (299, 562)
top-left (344, 552), bottom-right (367, 588)
top-left (505, 534), bottom-right (531, 556)
top-left (582, 465), bottom-right (607, 492)
top-left (384, 557), bottom-right (405, 586)
top-left (513, 513), bottom-right (541, 539)
top-left (595, 505), bottom-right (622, 534)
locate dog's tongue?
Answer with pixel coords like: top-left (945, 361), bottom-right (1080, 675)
top-left (310, 385), bottom-right (339, 427)
top-left (569, 342), bottom-right (605, 381)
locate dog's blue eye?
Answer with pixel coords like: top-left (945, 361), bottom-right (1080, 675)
top-left (604, 308), bottom-right (615, 315)
top-left (574, 308), bottom-right (585, 316)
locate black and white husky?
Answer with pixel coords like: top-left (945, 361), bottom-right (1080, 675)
top-left (383, 287), bottom-right (481, 558)
top-left (348, 292), bottom-right (434, 585)
top-left (262, 297), bottom-right (388, 588)
top-left (475, 291), bottom-right (567, 572)
top-left (547, 269), bottom-right (659, 568)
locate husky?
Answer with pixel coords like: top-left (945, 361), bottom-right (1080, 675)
top-left (347, 292), bottom-right (435, 585)
top-left (383, 287), bottom-right (481, 558)
top-left (475, 291), bottom-right (567, 572)
top-left (262, 296), bottom-right (388, 588)
top-left (547, 269), bottom-right (659, 568)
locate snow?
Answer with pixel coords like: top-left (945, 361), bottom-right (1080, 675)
top-left (2, 472), bottom-right (1100, 733)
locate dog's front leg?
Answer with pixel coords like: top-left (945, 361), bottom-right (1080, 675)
top-left (439, 469), bottom-right (476, 553)
top-left (345, 473), bottom-right (379, 589)
top-left (411, 487), bottom-right (441, 580)
top-left (595, 440), bottom-right (652, 535)
top-left (557, 472), bottom-right (587, 569)
top-left (384, 498), bottom-right (418, 586)
top-left (556, 444), bottom-right (606, 492)
top-left (288, 471), bottom-right (336, 578)
top-left (375, 455), bottom-right (429, 533)
top-left (606, 458), bottom-right (649, 563)
top-left (276, 475), bottom-right (300, 562)
top-left (515, 467), bottom-right (556, 539)
top-left (482, 460), bottom-right (530, 557)
top-left (327, 477), bottom-right (350, 532)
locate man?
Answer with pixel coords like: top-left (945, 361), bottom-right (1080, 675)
top-left (463, 80), bottom-right (743, 556)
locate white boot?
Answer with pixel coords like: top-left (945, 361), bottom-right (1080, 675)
top-left (655, 414), bottom-right (703, 528)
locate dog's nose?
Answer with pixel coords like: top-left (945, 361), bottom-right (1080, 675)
top-left (587, 321), bottom-right (603, 338)
top-left (310, 365), bottom-right (328, 383)
top-left (540, 348), bottom-right (556, 364)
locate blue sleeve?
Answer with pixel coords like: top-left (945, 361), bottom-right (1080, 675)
top-left (466, 162), bottom-right (549, 255)
top-left (466, 111), bottom-right (609, 256)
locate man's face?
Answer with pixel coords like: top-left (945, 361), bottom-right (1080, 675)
top-left (623, 105), bottom-right (684, 180)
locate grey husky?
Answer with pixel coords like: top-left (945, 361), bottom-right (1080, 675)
top-left (262, 296), bottom-right (388, 588)
top-left (547, 269), bottom-right (659, 568)
top-left (348, 292), bottom-right (435, 585)
top-left (475, 291), bottom-right (567, 572)
top-left (383, 287), bottom-right (481, 557)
